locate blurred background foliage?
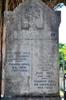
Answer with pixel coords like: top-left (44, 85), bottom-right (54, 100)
top-left (59, 44), bottom-right (66, 73)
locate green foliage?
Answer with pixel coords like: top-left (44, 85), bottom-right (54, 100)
top-left (59, 43), bottom-right (66, 71)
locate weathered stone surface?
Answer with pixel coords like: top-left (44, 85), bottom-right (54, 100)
top-left (2, 0), bottom-right (60, 97)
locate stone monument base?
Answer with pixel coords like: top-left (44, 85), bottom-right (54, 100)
top-left (1, 97), bottom-right (61, 100)
top-left (1, 95), bottom-right (61, 100)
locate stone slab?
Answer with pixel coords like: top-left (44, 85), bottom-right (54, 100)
top-left (1, 96), bottom-right (61, 100)
top-left (2, 0), bottom-right (60, 97)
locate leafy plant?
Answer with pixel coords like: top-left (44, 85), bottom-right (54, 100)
top-left (59, 43), bottom-right (66, 71)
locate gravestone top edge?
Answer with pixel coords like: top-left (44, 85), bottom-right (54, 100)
top-left (4, 0), bottom-right (61, 27)
top-left (4, 0), bottom-right (56, 15)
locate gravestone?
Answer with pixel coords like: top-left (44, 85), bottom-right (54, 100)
top-left (2, 0), bottom-right (60, 99)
